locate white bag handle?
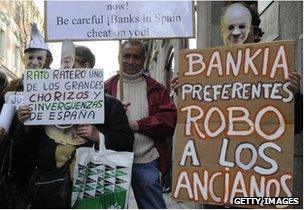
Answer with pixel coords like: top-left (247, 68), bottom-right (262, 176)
top-left (97, 132), bottom-right (106, 154)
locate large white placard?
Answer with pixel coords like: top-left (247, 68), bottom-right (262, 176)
top-left (23, 69), bottom-right (104, 125)
top-left (45, 1), bottom-right (194, 41)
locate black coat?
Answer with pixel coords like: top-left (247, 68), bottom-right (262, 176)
top-left (11, 94), bottom-right (134, 184)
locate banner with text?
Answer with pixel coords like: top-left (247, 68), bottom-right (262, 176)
top-left (172, 41), bottom-right (295, 208)
top-left (5, 91), bottom-right (24, 110)
top-left (24, 68), bottom-right (104, 125)
top-left (45, 1), bottom-right (194, 41)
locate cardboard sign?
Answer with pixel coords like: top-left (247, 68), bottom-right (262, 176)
top-left (172, 41), bottom-right (295, 208)
top-left (45, 1), bottom-right (194, 41)
top-left (23, 68), bottom-right (104, 125)
top-left (5, 91), bottom-right (25, 110)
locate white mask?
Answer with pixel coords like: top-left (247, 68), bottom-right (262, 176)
top-left (221, 4), bottom-right (252, 46)
top-left (60, 40), bottom-right (75, 69)
top-left (24, 50), bottom-right (47, 69)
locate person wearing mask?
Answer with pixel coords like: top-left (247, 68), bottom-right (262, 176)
top-left (1, 23), bottom-right (55, 208)
top-left (16, 43), bottom-right (134, 208)
top-left (170, 3), bottom-right (302, 208)
top-left (170, 3), bottom-right (302, 134)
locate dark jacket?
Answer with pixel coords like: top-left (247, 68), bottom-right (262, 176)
top-left (12, 94), bottom-right (134, 175)
top-left (294, 92), bottom-right (303, 134)
top-left (105, 74), bottom-right (177, 174)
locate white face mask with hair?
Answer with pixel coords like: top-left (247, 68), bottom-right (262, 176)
top-left (24, 50), bottom-right (48, 69)
top-left (60, 40), bottom-right (75, 69)
top-left (221, 4), bottom-right (252, 46)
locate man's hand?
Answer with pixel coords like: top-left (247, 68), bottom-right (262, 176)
top-left (170, 76), bottom-right (179, 95)
top-left (0, 127), bottom-right (7, 141)
top-left (128, 120), bottom-right (139, 132)
top-left (18, 105), bottom-right (31, 123)
top-left (286, 71), bottom-right (301, 94)
top-left (76, 124), bottom-right (100, 142)
top-left (121, 101), bottom-right (131, 112)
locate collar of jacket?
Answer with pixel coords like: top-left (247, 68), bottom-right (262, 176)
top-left (105, 73), bottom-right (163, 94)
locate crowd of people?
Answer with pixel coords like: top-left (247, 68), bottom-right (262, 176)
top-left (0, 2), bottom-right (302, 209)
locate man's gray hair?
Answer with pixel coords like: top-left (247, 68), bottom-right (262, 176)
top-left (122, 40), bottom-right (147, 58)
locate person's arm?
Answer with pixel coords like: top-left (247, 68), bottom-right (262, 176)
top-left (171, 76), bottom-right (179, 95)
top-left (137, 87), bottom-right (177, 140)
top-left (98, 97), bottom-right (134, 152)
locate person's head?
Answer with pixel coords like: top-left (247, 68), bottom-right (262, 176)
top-left (61, 40), bottom-right (76, 69)
top-left (24, 23), bottom-right (53, 69)
top-left (121, 40), bottom-right (146, 75)
top-left (74, 45), bottom-right (95, 68)
top-left (220, 3), bottom-right (263, 46)
top-left (0, 70), bottom-right (8, 93)
top-left (23, 48), bottom-right (53, 69)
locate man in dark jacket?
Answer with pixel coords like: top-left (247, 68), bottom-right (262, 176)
top-left (105, 40), bottom-right (177, 209)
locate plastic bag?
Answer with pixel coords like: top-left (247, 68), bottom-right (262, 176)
top-left (71, 138), bottom-right (133, 209)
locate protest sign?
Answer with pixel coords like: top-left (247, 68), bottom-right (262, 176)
top-left (23, 68), bottom-right (104, 125)
top-left (5, 91), bottom-right (24, 110)
top-left (45, 1), bottom-right (194, 41)
top-left (172, 41), bottom-right (295, 208)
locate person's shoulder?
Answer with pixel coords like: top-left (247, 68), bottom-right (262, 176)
top-left (143, 74), bottom-right (165, 90)
top-left (105, 74), bottom-right (119, 84)
top-left (105, 94), bottom-right (121, 105)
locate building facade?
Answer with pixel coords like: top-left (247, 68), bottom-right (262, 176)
top-left (144, 1), bottom-right (303, 208)
top-left (0, 0), bottom-right (43, 81)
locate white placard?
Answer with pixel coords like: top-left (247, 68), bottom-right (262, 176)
top-left (5, 91), bottom-right (24, 110)
top-left (23, 68), bottom-right (104, 125)
top-left (0, 103), bottom-right (16, 132)
top-left (45, 1), bottom-right (194, 41)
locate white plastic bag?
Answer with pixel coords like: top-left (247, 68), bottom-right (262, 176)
top-left (71, 137), bottom-right (133, 209)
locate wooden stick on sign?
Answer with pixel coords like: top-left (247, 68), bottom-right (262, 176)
top-left (119, 40), bottom-right (124, 101)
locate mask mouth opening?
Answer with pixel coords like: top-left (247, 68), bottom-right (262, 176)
top-left (55, 124), bottom-right (73, 129)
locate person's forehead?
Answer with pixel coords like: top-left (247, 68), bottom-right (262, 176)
top-left (26, 49), bottom-right (47, 56)
top-left (224, 4), bottom-right (251, 22)
top-left (122, 44), bottom-right (143, 53)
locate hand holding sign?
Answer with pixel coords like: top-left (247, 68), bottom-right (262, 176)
top-left (18, 105), bottom-right (31, 123)
top-left (75, 124), bottom-right (100, 142)
top-left (60, 40), bottom-right (75, 69)
top-left (286, 71), bottom-right (301, 93)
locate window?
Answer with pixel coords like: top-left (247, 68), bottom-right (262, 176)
top-left (258, 1), bottom-right (273, 15)
top-left (0, 28), bottom-right (5, 57)
top-left (14, 45), bottom-right (20, 69)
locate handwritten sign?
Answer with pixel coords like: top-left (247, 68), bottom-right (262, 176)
top-left (23, 68), bottom-right (104, 125)
top-left (45, 1), bottom-right (194, 41)
top-left (172, 41), bottom-right (295, 208)
top-left (5, 91), bottom-right (25, 110)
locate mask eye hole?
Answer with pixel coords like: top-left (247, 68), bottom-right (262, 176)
top-left (228, 25), bottom-right (234, 30)
top-left (239, 24), bottom-right (246, 29)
